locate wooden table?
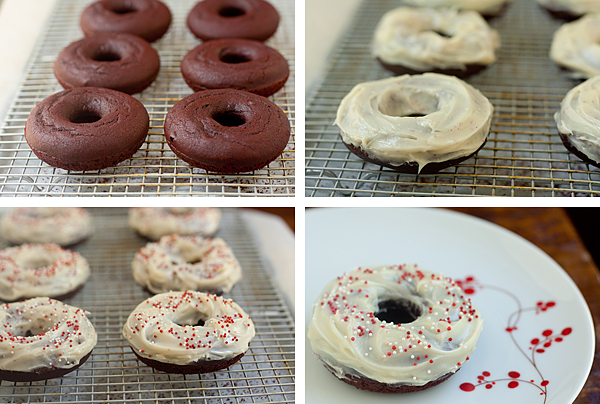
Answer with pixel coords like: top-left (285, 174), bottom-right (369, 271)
top-left (449, 208), bottom-right (600, 403)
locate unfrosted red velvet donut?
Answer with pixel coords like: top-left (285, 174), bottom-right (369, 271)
top-left (164, 89), bottom-right (290, 173)
top-left (181, 38), bottom-right (289, 96)
top-left (187, 0), bottom-right (279, 41)
top-left (80, 0), bottom-right (172, 43)
top-left (54, 33), bottom-right (160, 95)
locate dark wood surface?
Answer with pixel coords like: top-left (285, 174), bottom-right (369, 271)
top-left (449, 208), bottom-right (600, 404)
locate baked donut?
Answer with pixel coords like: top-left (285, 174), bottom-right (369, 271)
top-left (308, 264), bottom-right (483, 393)
top-left (555, 76), bottom-right (600, 168)
top-left (401, 0), bottom-right (511, 17)
top-left (80, 0), bottom-right (172, 43)
top-left (129, 207), bottom-right (221, 241)
top-left (187, 0), bottom-right (279, 41)
top-left (54, 33), bottom-right (160, 95)
top-left (550, 14), bottom-right (600, 79)
top-left (1, 208), bottom-right (91, 247)
top-left (123, 291), bottom-right (255, 373)
top-left (25, 87), bottom-right (149, 172)
top-left (537, 0), bottom-right (600, 19)
top-left (335, 74), bottom-right (494, 174)
top-left (132, 234), bottom-right (242, 295)
top-left (0, 297), bottom-right (97, 382)
top-left (181, 38), bottom-right (289, 97)
top-left (164, 89), bottom-right (290, 173)
top-left (373, 7), bottom-right (500, 78)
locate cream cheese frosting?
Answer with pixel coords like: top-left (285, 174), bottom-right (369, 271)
top-left (537, 0), bottom-right (600, 16)
top-left (0, 298), bottom-right (97, 372)
top-left (401, 0), bottom-right (511, 15)
top-left (308, 264), bottom-right (483, 386)
top-left (373, 7), bottom-right (500, 71)
top-left (335, 73), bottom-right (494, 172)
top-left (0, 243), bottom-right (90, 301)
top-left (1, 207), bottom-right (91, 247)
top-left (555, 76), bottom-right (600, 163)
top-left (129, 207), bottom-right (221, 241)
top-left (550, 13), bottom-right (600, 79)
top-left (132, 234), bottom-right (242, 294)
top-left (123, 291), bottom-right (255, 365)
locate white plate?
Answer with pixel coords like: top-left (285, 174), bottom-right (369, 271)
top-left (305, 208), bottom-right (595, 404)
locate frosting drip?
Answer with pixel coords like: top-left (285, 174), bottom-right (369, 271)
top-left (550, 13), bottom-right (600, 79)
top-left (401, 0), bottom-right (510, 15)
top-left (129, 207), bottom-right (221, 241)
top-left (537, 0), bottom-right (600, 16)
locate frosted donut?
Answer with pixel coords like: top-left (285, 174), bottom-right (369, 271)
top-left (401, 0), bottom-right (511, 16)
top-left (307, 264), bottom-right (483, 393)
top-left (373, 7), bottom-right (500, 77)
top-left (335, 73), bottom-right (494, 173)
top-left (123, 291), bottom-right (255, 373)
top-left (132, 234), bottom-right (242, 295)
top-left (1, 207), bottom-right (91, 247)
top-left (550, 14), bottom-right (600, 79)
top-left (0, 297), bottom-right (97, 382)
top-left (129, 207), bottom-right (220, 240)
top-left (537, 0), bottom-right (600, 19)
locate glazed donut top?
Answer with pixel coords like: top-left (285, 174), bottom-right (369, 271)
top-left (550, 13), bottom-right (600, 79)
top-left (129, 207), bottom-right (221, 240)
top-left (373, 7), bottom-right (500, 71)
top-left (123, 291), bottom-right (255, 365)
top-left (308, 264), bottom-right (483, 386)
top-left (555, 76), bottom-right (600, 163)
top-left (0, 243), bottom-right (90, 301)
top-left (0, 298), bottom-right (97, 372)
top-left (537, 0), bottom-right (600, 16)
top-left (402, 0), bottom-right (510, 15)
top-left (335, 73), bottom-right (494, 172)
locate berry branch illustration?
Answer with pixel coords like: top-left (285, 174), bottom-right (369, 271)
top-left (455, 276), bottom-right (572, 403)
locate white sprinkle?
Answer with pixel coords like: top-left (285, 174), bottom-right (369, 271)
top-left (411, 355), bottom-right (414, 359)
top-left (393, 351), bottom-right (397, 354)
top-left (427, 370), bottom-right (431, 374)
top-left (369, 347), bottom-right (373, 351)
top-left (413, 376), bottom-right (417, 380)
top-left (364, 353), bottom-right (369, 357)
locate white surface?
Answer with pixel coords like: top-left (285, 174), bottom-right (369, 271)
top-left (305, 208), bottom-right (594, 404)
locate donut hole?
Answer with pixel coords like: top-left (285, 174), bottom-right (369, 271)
top-left (17, 256), bottom-right (56, 270)
top-left (71, 112), bottom-right (102, 124)
top-left (433, 30), bottom-right (452, 38)
top-left (218, 6), bottom-right (246, 17)
top-left (173, 314), bottom-right (208, 328)
top-left (164, 207), bottom-right (195, 216)
top-left (91, 50), bottom-right (122, 62)
top-left (375, 299), bottom-right (422, 325)
top-left (68, 103), bottom-right (105, 124)
top-left (212, 111), bottom-right (246, 127)
top-left (378, 89), bottom-right (439, 118)
top-left (219, 52), bottom-right (252, 64)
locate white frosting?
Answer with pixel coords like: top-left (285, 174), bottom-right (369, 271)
top-left (335, 73), bottom-right (494, 172)
top-left (537, 0), bottom-right (600, 16)
top-left (550, 13), bottom-right (600, 79)
top-left (555, 76), bottom-right (600, 163)
top-left (129, 208), bottom-right (221, 241)
top-left (373, 7), bottom-right (500, 71)
top-left (0, 298), bottom-right (97, 372)
top-left (308, 264), bottom-right (483, 386)
top-left (401, 0), bottom-right (510, 15)
top-left (1, 208), bottom-right (91, 247)
top-left (123, 291), bottom-right (255, 365)
top-left (0, 243), bottom-right (90, 301)
top-left (132, 234), bottom-right (242, 294)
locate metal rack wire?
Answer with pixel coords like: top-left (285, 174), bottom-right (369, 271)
top-left (0, 0), bottom-right (295, 197)
top-left (305, 0), bottom-right (600, 197)
top-left (0, 208), bottom-right (295, 403)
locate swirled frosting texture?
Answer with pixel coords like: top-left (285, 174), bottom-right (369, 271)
top-left (555, 76), bottom-right (600, 163)
top-left (129, 207), bottom-right (221, 240)
top-left (550, 14), bottom-right (600, 79)
top-left (373, 7), bottom-right (500, 71)
top-left (123, 291), bottom-right (255, 365)
top-left (308, 264), bottom-right (483, 386)
top-left (335, 74), bottom-right (493, 171)
top-left (0, 298), bottom-right (97, 372)
top-left (401, 0), bottom-right (510, 15)
top-left (537, 0), bottom-right (600, 16)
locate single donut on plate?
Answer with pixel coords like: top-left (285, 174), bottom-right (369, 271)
top-left (164, 89), bottom-right (290, 173)
top-left (555, 76), bottom-right (600, 168)
top-left (54, 33), bottom-right (160, 95)
top-left (132, 234), bottom-right (242, 295)
top-left (181, 38), bottom-right (289, 97)
top-left (1, 207), bottom-right (91, 247)
top-left (550, 14), bottom-right (600, 79)
top-left (80, 0), bottom-right (172, 43)
top-left (401, 0), bottom-right (512, 17)
top-left (537, 0), bottom-right (600, 19)
top-left (123, 291), bottom-right (255, 373)
top-left (0, 297), bottom-right (97, 382)
top-left (25, 87), bottom-right (149, 172)
top-left (187, 0), bottom-right (279, 41)
top-left (308, 264), bottom-right (483, 393)
top-left (335, 73), bottom-right (494, 174)
top-left (373, 7), bottom-right (500, 78)
top-left (129, 207), bottom-right (221, 241)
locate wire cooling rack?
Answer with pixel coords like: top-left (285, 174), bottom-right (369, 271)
top-left (0, 0), bottom-right (295, 197)
top-left (0, 208), bottom-right (295, 403)
top-left (306, 0), bottom-right (600, 197)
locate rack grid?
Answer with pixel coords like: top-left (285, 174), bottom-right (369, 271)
top-left (305, 0), bottom-right (600, 197)
top-left (0, 0), bottom-right (295, 197)
top-left (0, 208), bottom-right (295, 403)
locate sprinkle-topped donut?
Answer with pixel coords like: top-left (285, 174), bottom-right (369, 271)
top-left (402, 0), bottom-right (512, 16)
top-left (123, 291), bottom-right (255, 373)
top-left (129, 207), bottom-right (221, 241)
top-left (550, 14), bottom-right (600, 79)
top-left (0, 298), bottom-right (97, 382)
top-left (132, 234), bottom-right (242, 295)
top-left (308, 264), bottom-right (483, 393)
